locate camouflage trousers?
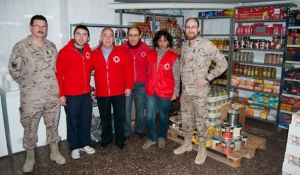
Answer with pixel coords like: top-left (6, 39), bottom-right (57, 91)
top-left (19, 99), bottom-right (61, 149)
top-left (180, 93), bottom-right (208, 142)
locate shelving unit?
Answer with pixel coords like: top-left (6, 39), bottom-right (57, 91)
top-left (229, 3), bottom-right (296, 131)
top-left (278, 7), bottom-right (300, 130)
top-left (197, 15), bottom-right (234, 91)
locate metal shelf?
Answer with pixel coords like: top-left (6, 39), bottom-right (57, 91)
top-left (278, 125), bottom-right (289, 129)
top-left (235, 19), bottom-right (286, 23)
top-left (233, 48), bottom-right (283, 52)
top-left (70, 23), bottom-right (131, 28)
top-left (280, 110), bottom-right (295, 115)
top-left (210, 85), bottom-right (227, 89)
top-left (231, 61), bottom-right (282, 67)
top-left (230, 97), bottom-right (278, 110)
top-left (231, 87), bottom-right (279, 96)
top-left (287, 44), bottom-right (300, 48)
top-left (201, 34), bottom-right (230, 36)
top-left (246, 115), bottom-right (276, 124)
top-left (282, 93), bottom-right (300, 98)
top-left (288, 26), bottom-right (300, 29)
top-left (284, 78), bottom-right (300, 82)
top-left (115, 10), bottom-right (184, 18)
top-left (198, 16), bottom-right (232, 19)
top-left (290, 7), bottom-right (300, 11)
top-left (232, 74), bottom-right (281, 81)
top-left (285, 61), bottom-right (300, 64)
top-left (234, 34), bottom-right (285, 37)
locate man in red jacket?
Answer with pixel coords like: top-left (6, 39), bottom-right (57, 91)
top-left (120, 27), bottom-right (152, 139)
top-left (56, 25), bottom-right (95, 159)
top-left (92, 28), bottom-right (134, 150)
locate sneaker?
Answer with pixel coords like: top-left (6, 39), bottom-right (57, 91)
top-left (158, 138), bottom-right (165, 148)
top-left (80, 146), bottom-right (95, 154)
top-left (71, 149), bottom-right (80, 159)
top-left (142, 139), bottom-right (156, 149)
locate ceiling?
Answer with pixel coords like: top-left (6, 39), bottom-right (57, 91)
top-left (115, 0), bottom-right (290, 3)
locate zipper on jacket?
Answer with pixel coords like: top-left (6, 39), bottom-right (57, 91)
top-left (73, 47), bottom-right (87, 94)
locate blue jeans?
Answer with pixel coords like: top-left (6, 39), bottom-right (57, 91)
top-left (146, 93), bottom-right (172, 142)
top-left (97, 94), bottom-right (125, 146)
top-left (124, 83), bottom-right (146, 136)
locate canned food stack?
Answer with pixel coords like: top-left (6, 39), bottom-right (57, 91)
top-left (169, 114), bottom-right (182, 133)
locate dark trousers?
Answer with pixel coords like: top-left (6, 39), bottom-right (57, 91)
top-left (65, 93), bottom-right (92, 150)
top-left (97, 94), bottom-right (125, 146)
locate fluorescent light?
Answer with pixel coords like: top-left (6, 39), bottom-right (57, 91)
top-left (106, 2), bottom-right (239, 10)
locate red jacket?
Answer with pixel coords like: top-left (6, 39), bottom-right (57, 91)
top-left (146, 49), bottom-right (178, 98)
top-left (56, 39), bottom-right (92, 96)
top-left (120, 41), bottom-right (152, 83)
top-left (91, 45), bottom-right (134, 97)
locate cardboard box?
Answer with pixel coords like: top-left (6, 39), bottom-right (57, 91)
top-left (220, 103), bottom-right (246, 131)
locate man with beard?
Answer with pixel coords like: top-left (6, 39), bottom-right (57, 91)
top-left (56, 25), bottom-right (95, 159)
top-left (120, 27), bottom-right (152, 139)
top-left (8, 15), bottom-right (66, 172)
top-left (92, 28), bottom-right (134, 150)
top-left (173, 18), bottom-right (228, 165)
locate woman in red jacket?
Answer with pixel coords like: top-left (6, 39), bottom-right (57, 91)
top-left (142, 30), bottom-right (180, 149)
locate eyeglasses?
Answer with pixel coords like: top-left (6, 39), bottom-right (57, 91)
top-left (185, 26), bottom-right (198, 30)
top-left (128, 34), bottom-right (139, 38)
top-left (31, 24), bottom-right (47, 29)
top-left (102, 34), bottom-right (114, 38)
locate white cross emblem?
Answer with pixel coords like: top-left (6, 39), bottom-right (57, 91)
top-left (86, 52), bottom-right (90, 59)
top-left (141, 52), bottom-right (146, 57)
top-left (164, 63), bottom-right (170, 70)
top-left (113, 56), bottom-right (120, 63)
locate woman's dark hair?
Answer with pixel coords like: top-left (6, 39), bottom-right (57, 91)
top-left (74, 25), bottom-right (90, 37)
top-left (152, 30), bottom-right (173, 48)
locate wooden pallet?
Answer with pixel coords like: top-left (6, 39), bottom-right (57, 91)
top-left (167, 129), bottom-right (266, 167)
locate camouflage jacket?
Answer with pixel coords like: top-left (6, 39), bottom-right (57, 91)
top-left (180, 36), bottom-right (228, 96)
top-left (8, 36), bottom-right (59, 101)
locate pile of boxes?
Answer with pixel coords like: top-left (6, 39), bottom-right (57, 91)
top-left (282, 111), bottom-right (300, 174)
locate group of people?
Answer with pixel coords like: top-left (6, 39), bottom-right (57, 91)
top-left (8, 15), bottom-right (227, 173)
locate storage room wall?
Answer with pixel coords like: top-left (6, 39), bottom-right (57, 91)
top-left (0, 0), bottom-right (144, 71)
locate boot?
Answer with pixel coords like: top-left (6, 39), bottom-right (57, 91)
top-left (50, 143), bottom-right (66, 165)
top-left (174, 137), bottom-right (192, 155)
top-left (23, 149), bottom-right (35, 173)
top-left (195, 141), bottom-right (207, 165)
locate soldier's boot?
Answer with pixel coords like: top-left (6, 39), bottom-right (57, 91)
top-left (23, 149), bottom-right (35, 173)
top-left (174, 137), bottom-right (192, 155)
top-left (195, 141), bottom-right (207, 165)
top-left (50, 143), bottom-right (66, 165)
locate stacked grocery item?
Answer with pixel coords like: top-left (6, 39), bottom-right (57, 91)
top-left (278, 115), bottom-right (291, 129)
top-left (231, 75), bottom-right (281, 93)
top-left (282, 111), bottom-right (300, 174)
top-left (234, 36), bottom-right (284, 50)
top-left (284, 68), bottom-right (300, 80)
top-left (198, 9), bottom-right (234, 18)
top-left (282, 81), bottom-right (300, 95)
top-left (235, 6), bottom-right (286, 21)
top-left (231, 64), bottom-right (277, 79)
top-left (281, 96), bottom-right (300, 112)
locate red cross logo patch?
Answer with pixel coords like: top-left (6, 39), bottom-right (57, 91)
top-left (113, 56), bottom-right (120, 63)
top-left (86, 52), bottom-right (90, 59)
top-left (141, 52), bottom-right (146, 57)
top-left (164, 63), bottom-right (170, 70)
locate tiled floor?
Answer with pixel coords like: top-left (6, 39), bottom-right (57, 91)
top-left (0, 103), bottom-right (288, 175)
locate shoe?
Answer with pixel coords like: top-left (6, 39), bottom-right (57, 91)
top-left (174, 137), bottom-right (192, 155)
top-left (158, 138), bottom-right (165, 148)
top-left (135, 132), bottom-right (146, 138)
top-left (71, 149), bottom-right (80, 159)
top-left (195, 142), bottom-right (207, 165)
top-left (50, 143), bottom-right (66, 165)
top-left (142, 139), bottom-right (156, 149)
top-left (23, 149), bottom-right (35, 173)
top-left (116, 144), bottom-right (127, 150)
top-left (99, 142), bottom-right (111, 149)
top-left (80, 146), bottom-right (95, 154)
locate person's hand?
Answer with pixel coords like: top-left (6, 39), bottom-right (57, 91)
top-left (125, 89), bottom-right (132, 97)
top-left (171, 95), bottom-right (177, 101)
top-left (60, 96), bottom-right (66, 106)
top-left (194, 77), bottom-right (208, 88)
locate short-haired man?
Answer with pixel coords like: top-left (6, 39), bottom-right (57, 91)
top-left (92, 28), bottom-right (134, 150)
top-left (8, 15), bottom-right (65, 173)
top-left (56, 25), bottom-right (95, 159)
top-left (174, 18), bottom-right (228, 165)
top-left (120, 27), bottom-right (152, 139)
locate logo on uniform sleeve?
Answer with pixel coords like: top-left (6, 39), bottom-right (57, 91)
top-left (113, 56), bottom-right (120, 63)
top-left (164, 63), bottom-right (170, 70)
top-left (141, 52), bottom-right (146, 57)
top-left (86, 52), bottom-right (90, 59)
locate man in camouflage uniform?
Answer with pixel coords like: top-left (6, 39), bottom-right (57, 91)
top-left (174, 18), bottom-right (228, 165)
top-left (8, 15), bottom-right (65, 173)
